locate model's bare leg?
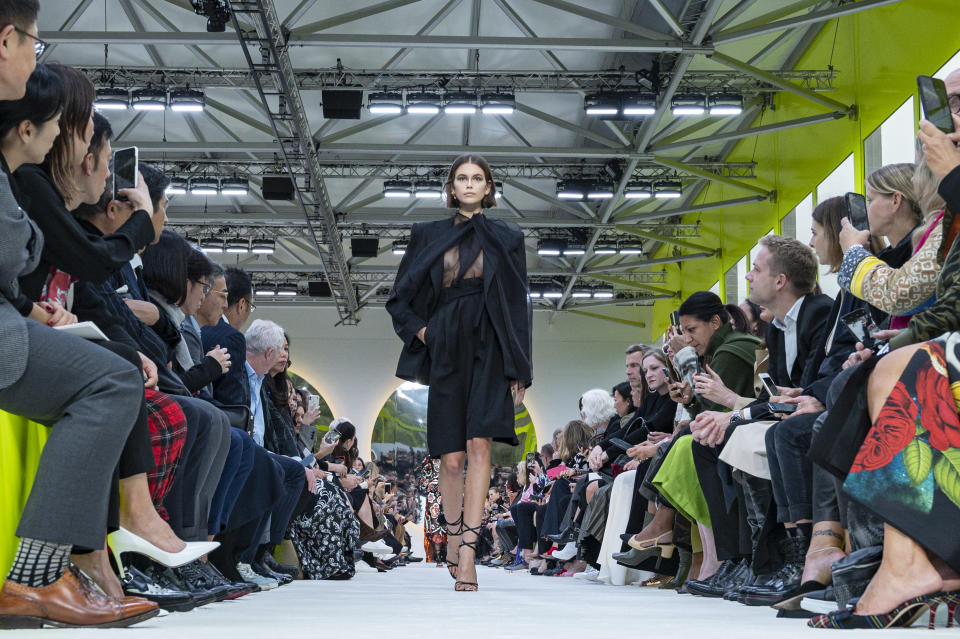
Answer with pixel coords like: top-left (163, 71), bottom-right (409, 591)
top-left (456, 437), bottom-right (491, 590)
top-left (439, 451), bottom-right (466, 577)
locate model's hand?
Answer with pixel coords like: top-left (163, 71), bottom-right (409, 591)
top-left (416, 326), bottom-right (427, 343)
top-left (511, 380), bottom-right (525, 406)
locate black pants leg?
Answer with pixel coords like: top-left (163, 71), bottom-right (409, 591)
top-left (691, 433), bottom-right (742, 561)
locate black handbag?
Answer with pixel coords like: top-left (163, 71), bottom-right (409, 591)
top-left (808, 356), bottom-right (879, 480)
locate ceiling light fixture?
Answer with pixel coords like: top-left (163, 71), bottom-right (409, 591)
top-left (619, 241), bottom-right (644, 255)
top-left (624, 180), bottom-right (653, 199)
top-left (256, 288), bottom-right (276, 297)
top-left (189, 177), bottom-right (219, 196)
top-left (537, 238), bottom-right (566, 257)
top-left (593, 243), bottom-right (618, 255)
top-left (165, 178), bottom-right (188, 196)
top-left (671, 93), bottom-right (706, 116)
top-left (391, 240), bottom-right (408, 255)
top-left (480, 92), bottom-right (516, 115)
top-left (382, 179), bottom-right (413, 198)
top-left (708, 92), bottom-right (744, 116)
top-left (443, 91), bottom-right (477, 115)
top-left (571, 286), bottom-right (593, 299)
top-left (405, 92), bottom-right (442, 115)
top-left (494, 181), bottom-right (503, 199)
top-left (543, 288), bottom-right (563, 299)
top-left (131, 87), bottom-right (167, 111)
top-left (199, 237), bottom-right (224, 254)
top-left (414, 180), bottom-right (443, 199)
top-left (593, 286), bottom-right (615, 299)
top-left (220, 176), bottom-right (249, 196)
top-left (169, 88), bottom-right (205, 112)
top-left (584, 92), bottom-right (620, 116)
top-left (621, 92), bottom-right (657, 116)
top-left (556, 179), bottom-right (587, 201)
top-left (94, 87), bottom-right (129, 111)
top-left (587, 181), bottom-right (615, 200)
top-left (367, 91), bottom-right (404, 115)
top-left (654, 179), bottom-right (683, 199)
top-left (251, 238), bottom-right (276, 255)
top-left (276, 285), bottom-right (298, 297)
top-left (225, 237), bottom-right (250, 254)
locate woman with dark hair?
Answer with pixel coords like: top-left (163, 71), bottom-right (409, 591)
top-left (386, 153), bottom-right (532, 591)
top-left (740, 299), bottom-right (769, 341)
top-left (725, 303), bottom-right (750, 335)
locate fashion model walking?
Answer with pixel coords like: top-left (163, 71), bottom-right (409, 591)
top-left (387, 154), bottom-right (532, 591)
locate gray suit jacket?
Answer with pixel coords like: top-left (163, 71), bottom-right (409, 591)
top-left (0, 171), bottom-right (44, 390)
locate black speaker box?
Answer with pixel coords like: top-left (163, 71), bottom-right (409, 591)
top-left (261, 176), bottom-right (294, 200)
top-left (350, 236), bottom-right (379, 258)
top-left (307, 281), bottom-right (332, 297)
top-left (321, 90), bottom-right (363, 119)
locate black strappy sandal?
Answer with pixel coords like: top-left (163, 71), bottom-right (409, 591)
top-left (455, 523), bottom-right (482, 592)
top-left (438, 511), bottom-right (463, 580)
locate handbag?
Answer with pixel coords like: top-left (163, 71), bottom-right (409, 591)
top-left (807, 356), bottom-right (879, 480)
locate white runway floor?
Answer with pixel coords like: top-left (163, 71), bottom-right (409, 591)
top-left (1, 562), bottom-right (943, 638)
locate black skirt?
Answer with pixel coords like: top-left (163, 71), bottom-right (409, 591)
top-left (426, 278), bottom-right (516, 456)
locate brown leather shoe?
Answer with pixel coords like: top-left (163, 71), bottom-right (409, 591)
top-left (0, 566), bottom-right (159, 629)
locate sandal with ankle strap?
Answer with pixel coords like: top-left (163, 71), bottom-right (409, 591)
top-left (438, 511), bottom-right (463, 580)
top-left (454, 523), bottom-right (482, 592)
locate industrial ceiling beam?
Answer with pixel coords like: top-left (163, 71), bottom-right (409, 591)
top-left (650, 111), bottom-right (847, 153)
top-left (617, 194), bottom-right (770, 224)
top-left (529, 0), bottom-right (669, 40)
top-left (646, 0), bottom-right (685, 37)
top-left (291, 0), bottom-right (422, 35)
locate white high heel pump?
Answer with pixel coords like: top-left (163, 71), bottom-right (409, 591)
top-left (107, 527), bottom-right (219, 578)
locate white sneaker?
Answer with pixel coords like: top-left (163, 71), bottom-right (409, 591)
top-left (551, 543), bottom-right (577, 561)
top-left (361, 540), bottom-right (393, 556)
top-left (355, 560), bottom-right (378, 573)
top-left (573, 568), bottom-right (600, 581)
top-left (236, 562), bottom-right (278, 590)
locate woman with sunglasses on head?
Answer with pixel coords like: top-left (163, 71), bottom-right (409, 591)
top-left (387, 153), bottom-right (532, 592)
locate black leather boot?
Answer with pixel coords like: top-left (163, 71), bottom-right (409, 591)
top-left (686, 559), bottom-right (734, 596)
top-left (740, 528), bottom-right (809, 606)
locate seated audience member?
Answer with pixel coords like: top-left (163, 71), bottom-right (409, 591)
top-left (0, 4), bottom-right (160, 627)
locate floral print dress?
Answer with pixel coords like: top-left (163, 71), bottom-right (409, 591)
top-left (843, 334), bottom-right (960, 573)
top-left (288, 477), bottom-right (361, 579)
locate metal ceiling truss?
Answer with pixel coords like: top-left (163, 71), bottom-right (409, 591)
top-left (79, 66), bottom-right (839, 94)
top-left (225, 0), bottom-right (360, 324)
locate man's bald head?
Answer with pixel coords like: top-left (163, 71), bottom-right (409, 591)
top-left (945, 68), bottom-right (960, 98)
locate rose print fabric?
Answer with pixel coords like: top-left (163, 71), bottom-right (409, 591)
top-left (843, 333), bottom-right (960, 572)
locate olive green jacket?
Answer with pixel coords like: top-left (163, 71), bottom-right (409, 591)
top-left (688, 323), bottom-right (762, 418)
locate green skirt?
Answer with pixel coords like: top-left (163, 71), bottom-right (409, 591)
top-left (652, 434), bottom-right (712, 528)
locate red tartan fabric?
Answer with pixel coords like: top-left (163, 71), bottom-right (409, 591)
top-left (144, 389), bottom-right (187, 520)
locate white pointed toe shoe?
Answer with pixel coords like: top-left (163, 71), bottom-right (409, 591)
top-left (107, 527), bottom-right (219, 577)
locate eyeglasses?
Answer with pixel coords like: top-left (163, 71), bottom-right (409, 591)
top-left (13, 27), bottom-right (47, 59)
top-left (191, 280), bottom-right (212, 295)
top-left (211, 288), bottom-right (228, 300)
top-left (949, 94), bottom-right (960, 115)
top-left (244, 297), bottom-right (257, 312)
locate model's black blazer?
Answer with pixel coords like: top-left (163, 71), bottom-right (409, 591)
top-left (386, 215), bottom-right (532, 386)
top-left (765, 293), bottom-right (834, 390)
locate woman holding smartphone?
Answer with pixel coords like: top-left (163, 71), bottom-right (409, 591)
top-left (387, 154), bottom-right (532, 592)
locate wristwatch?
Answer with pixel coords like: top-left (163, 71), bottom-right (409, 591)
top-left (729, 409), bottom-right (743, 426)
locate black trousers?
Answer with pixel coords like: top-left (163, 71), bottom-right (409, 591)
top-left (765, 411), bottom-right (820, 523)
top-left (691, 433), bottom-right (750, 561)
top-left (510, 501), bottom-right (539, 551)
top-left (540, 478), bottom-right (572, 538)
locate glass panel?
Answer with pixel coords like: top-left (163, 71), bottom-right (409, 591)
top-left (880, 97), bottom-right (916, 166)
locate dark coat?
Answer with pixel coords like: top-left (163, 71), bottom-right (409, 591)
top-left (765, 293), bottom-right (834, 390)
top-left (385, 214), bottom-right (532, 386)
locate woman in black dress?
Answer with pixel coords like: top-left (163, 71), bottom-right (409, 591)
top-left (387, 154), bottom-right (532, 591)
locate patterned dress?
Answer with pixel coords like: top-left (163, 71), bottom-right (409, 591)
top-left (288, 478), bottom-right (360, 579)
top-left (418, 457), bottom-right (446, 563)
top-left (843, 334), bottom-right (960, 573)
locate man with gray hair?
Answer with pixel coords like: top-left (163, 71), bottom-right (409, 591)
top-left (244, 319), bottom-right (284, 447)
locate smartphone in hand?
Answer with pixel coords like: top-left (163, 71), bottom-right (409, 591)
top-left (918, 75), bottom-right (955, 134)
top-left (111, 146), bottom-right (138, 200)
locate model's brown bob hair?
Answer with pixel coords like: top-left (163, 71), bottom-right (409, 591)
top-left (445, 153), bottom-right (498, 209)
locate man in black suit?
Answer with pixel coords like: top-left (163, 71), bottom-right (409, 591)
top-left (684, 235), bottom-right (831, 598)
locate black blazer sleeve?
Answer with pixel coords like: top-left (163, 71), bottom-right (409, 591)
top-left (208, 328), bottom-right (249, 406)
top-left (386, 222), bottom-right (429, 349)
top-left (178, 356), bottom-right (223, 394)
top-left (509, 226), bottom-right (533, 386)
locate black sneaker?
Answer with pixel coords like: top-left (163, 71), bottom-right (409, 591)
top-left (170, 561), bottom-right (234, 601)
top-left (121, 565), bottom-right (196, 613)
top-left (262, 553), bottom-right (299, 579)
top-left (251, 559), bottom-right (293, 585)
top-left (198, 560), bottom-right (256, 600)
top-left (144, 562), bottom-right (216, 607)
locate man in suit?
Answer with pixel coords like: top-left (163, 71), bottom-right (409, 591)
top-left (684, 235), bottom-right (831, 598)
top-left (0, 0), bottom-right (158, 627)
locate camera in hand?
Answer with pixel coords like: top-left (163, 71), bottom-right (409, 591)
top-left (322, 429), bottom-right (341, 446)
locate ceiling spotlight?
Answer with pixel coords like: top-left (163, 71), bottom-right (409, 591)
top-left (671, 93), bottom-right (706, 116)
top-left (624, 180), bottom-right (653, 199)
top-left (220, 176), bottom-right (249, 196)
top-left (443, 91), bottom-right (477, 115)
top-left (655, 179), bottom-right (683, 199)
top-left (556, 179), bottom-right (586, 201)
top-left (131, 87), bottom-right (167, 111)
top-left (480, 92), bottom-right (516, 115)
top-left (277, 285), bottom-right (298, 297)
top-left (405, 92), bottom-right (442, 115)
top-left (189, 177), bottom-right (219, 196)
top-left (392, 240), bottom-right (408, 255)
top-left (256, 288), bottom-right (276, 297)
top-left (528, 285), bottom-right (543, 300)
top-left (593, 286), bottom-right (615, 299)
top-left (563, 242), bottom-right (586, 256)
top-left (587, 181), bottom-right (615, 200)
top-left (382, 179), bottom-right (413, 198)
top-left (571, 286), bottom-right (593, 299)
top-left (251, 238), bottom-right (276, 255)
top-left (169, 88), bottom-right (205, 112)
top-left (584, 93), bottom-right (619, 116)
top-left (367, 91), bottom-right (404, 115)
top-left (619, 240), bottom-right (644, 255)
top-left (621, 92), bottom-right (657, 116)
top-left (708, 92), bottom-right (744, 116)
top-left (414, 180), bottom-right (443, 199)
top-left (537, 238), bottom-right (566, 257)
top-left (494, 181), bottom-right (503, 199)
top-left (226, 237), bottom-right (250, 254)
top-left (199, 237), bottom-right (224, 254)
top-left (593, 243), bottom-right (618, 255)
top-left (543, 288), bottom-right (563, 299)
top-left (94, 87), bottom-right (129, 111)
top-left (165, 178), bottom-right (188, 196)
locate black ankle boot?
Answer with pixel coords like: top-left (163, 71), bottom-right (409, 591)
top-left (740, 528), bottom-right (809, 605)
